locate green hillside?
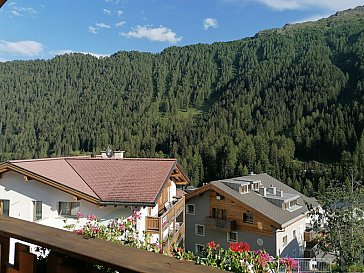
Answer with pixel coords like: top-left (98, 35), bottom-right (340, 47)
top-left (1, 6), bottom-right (364, 190)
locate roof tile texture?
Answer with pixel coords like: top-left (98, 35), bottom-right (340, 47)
top-left (10, 157), bottom-right (177, 204)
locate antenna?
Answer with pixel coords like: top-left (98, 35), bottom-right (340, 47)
top-left (106, 146), bottom-right (113, 158)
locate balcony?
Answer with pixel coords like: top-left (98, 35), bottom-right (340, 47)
top-left (146, 196), bottom-right (185, 250)
top-left (304, 229), bottom-right (318, 243)
top-left (146, 196), bottom-right (185, 232)
top-left (204, 217), bottom-right (237, 232)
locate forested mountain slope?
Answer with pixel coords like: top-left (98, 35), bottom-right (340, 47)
top-left (1, 6), bottom-right (364, 191)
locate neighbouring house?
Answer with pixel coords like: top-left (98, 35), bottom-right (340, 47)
top-left (185, 173), bottom-right (319, 258)
top-left (0, 151), bottom-right (189, 254)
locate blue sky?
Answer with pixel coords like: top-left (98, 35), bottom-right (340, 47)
top-left (1, 0), bottom-right (364, 61)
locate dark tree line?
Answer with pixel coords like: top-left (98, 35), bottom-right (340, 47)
top-left (1, 7), bottom-right (364, 191)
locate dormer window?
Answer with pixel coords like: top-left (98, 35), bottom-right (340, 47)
top-left (290, 199), bottom-right (299, 207)
top-left (239, 185), bottom-right (249, 194)
top-left (252, 182), bottom-right (259, 191)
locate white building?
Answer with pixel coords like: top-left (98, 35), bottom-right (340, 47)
top-left (0, 153), bottom-right (189, 256)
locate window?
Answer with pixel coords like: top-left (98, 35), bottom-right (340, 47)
top-left (0, 200), bottom-right (10, 216)
top-left (239, 185), bottom-right (249, 194)
top-left (243, 212), bottom-right (253, 224)
top-left (195, 224), bottom-right (205, 236)
top-left (252, 182), bottom-right (259, 191)
top-left (33, 201), bottom-right (42, 221)
top-left (282, 235), bottom-right (288, 247)
top-left (293, 229), bottom-right (296, 239)
top-left (186, 204), bottom-right (195, 215)
top-left (212, 208), bottom-right (227, 220)
top-left (195, 244), bottom-right (205, 255)
top-left (227, 231), bottom-right (238, 242)
top-left (215, 194), bottom-right (225, 200)
top-left (59, 202), bottom-right (80, 216)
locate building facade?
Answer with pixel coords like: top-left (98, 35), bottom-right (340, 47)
top-left (185, 173), bottom-right (317, 258)
top-left (0, 153), bottom-right (189, 254)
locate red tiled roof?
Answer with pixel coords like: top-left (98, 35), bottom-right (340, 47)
top-left (9, 157), bottom-right (179, 204)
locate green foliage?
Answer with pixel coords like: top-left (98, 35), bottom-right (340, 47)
top-left (311, 179), bottom-right (364, 271)
top-left (0, 7), bottom-right (364, 190)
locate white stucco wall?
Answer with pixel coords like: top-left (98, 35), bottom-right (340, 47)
top-left (275, 216), bottom-right (306, 257)
top-left (0, 171), bottom-right (161, 260)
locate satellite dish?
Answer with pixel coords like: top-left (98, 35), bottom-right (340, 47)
top-left (106, 147), bottom-right (113, 158)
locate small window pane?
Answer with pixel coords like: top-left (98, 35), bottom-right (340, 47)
top-left (35, 201), bottom-right (42, 220)
top-left (1, 200), bottom-right (10, 216)
top-left (59, 202), bottom-right (80, 216)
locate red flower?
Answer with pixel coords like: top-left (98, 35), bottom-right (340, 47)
top-left (207, 241), bottom-right (220, 250)
top-left (229, 242), bottom-right (250, 252)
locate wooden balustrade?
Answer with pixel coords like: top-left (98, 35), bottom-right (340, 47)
top-left (0, 215), bottom-right (223, 273)
top-left (146, 196), bottom-right (185, 233)
top-left (145, 216), bottom-right (160, 232)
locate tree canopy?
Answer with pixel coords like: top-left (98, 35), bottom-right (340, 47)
top-left (1, 7), bottom-right (364, 189)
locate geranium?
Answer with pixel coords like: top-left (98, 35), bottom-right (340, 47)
top-left (207, 241), bottom-right (220, 250)
top-left (229, 242), bottom-right (250, 252)
top-left (280, 257), bottom-right (299, 272)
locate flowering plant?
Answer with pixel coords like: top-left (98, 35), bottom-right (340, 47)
top-left (67, 213), bottom-right (299, 273)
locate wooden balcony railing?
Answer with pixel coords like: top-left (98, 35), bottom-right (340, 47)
top-left (146, 196), bottom-right (185, 233)
top-left (304, 229), bottom-right (318, 242)
top-left (204, 217), bottom-right (237, 232)
top-left (0, 215), bottom-right (223, 273)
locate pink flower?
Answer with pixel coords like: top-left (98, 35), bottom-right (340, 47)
top-left (77, 212), bottom-right (84, 219)
top-left (75, 228), bottom-right (83, 235)
top-left (87, 214), bottom-right (97, 221)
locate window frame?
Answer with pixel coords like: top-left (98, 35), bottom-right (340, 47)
top-left (282, 235), bottom-right (288, 247)
top-left (195, 244), bottom-right (205, 255)
top-left (195, 224), bottom-right (205, 236)
top-left (58, 201), bottom-right (80, 217)
top-left (186, 204), bottom-right (195, 215)
top-left (34, 201), bottom-right (42, 221)
top-left (227, 231), bottom-right (238, 243)
top-left (0, 199), bottom-right (10, 216)
top-left (243, 212), bottom-right (253, 224)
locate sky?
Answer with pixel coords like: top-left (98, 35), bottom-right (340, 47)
top-left (1, 0), bottom-right (364, 62)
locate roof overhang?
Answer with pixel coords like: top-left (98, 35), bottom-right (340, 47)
top-left (0, 0), bottom-right (7, 9)
top-left (0, 162), bottom-right (99, 204)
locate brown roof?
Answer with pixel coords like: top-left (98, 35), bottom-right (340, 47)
top-left (3, 157), bottom-right (184, 205)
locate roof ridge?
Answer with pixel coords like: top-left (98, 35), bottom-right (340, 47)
top-left (9, 156), bottom-right (88, 163)
top-left (64, 158), bottom-right (101, 200)
top-left (65, 158), bottom-right (177, 161)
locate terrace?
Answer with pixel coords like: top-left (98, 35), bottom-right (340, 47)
top-left (145, 196), bottom-right (185, 250)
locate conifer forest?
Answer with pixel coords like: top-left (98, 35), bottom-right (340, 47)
top-left (1, 7), bottom-right (364, 192)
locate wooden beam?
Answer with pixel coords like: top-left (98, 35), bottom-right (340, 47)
top-left (0, 235), bottom-right (10, 273)
top-left (0, 0), bottom-right (7, 9)
top-left (0, 216), bottom-right (224, 273)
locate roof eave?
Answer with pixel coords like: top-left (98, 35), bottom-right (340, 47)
top-left (2, 162), bottom-right (100, 205)
top-left (98, 201), bottom-right (156, 207)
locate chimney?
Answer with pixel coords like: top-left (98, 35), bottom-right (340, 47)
top-left (114, 151), bottom-right (125, 159)
top-left (259, 187), bottom-right (266, 197)
top-left (101, 150), bottom-right (125, 159)
top-left (267, 185), bottom-right (276, 195)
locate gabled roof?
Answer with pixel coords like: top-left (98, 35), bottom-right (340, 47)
top-left (186, 173), bottom-right (314, 228)
top-left (0, 156), bottom-right (189, 206)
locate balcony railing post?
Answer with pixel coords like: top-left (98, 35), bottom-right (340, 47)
top-left (0, 235), bottom-right (10, 273)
